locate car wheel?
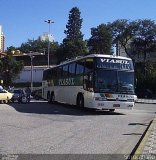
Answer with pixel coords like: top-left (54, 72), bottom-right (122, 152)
top-left (4, 97), bottom-right (9, 104)
top-left (21, 96), bottom-right (27, 103)
top-left (3, 100), bottom-right (7, 104)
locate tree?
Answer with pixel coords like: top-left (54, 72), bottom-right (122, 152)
top-left (87, 24), bottom-right (112, 55)
top-left (6, 46), bottom-right (17, 55)
top-left (19, 38), bottom-right (59, 56)
top-left (62, 7), bottom-right (87, 60)
top-left (110, 19), bottom-right (139, 59)
top-left (131, 19), bottom-right (156, 76)
top-left (0, 56), bottom-right (24, 87)
top-left (131, 19), bottom-right (156, 62)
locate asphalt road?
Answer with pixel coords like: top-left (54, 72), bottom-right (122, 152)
top-left (0, 101), bottom-right (155, 157)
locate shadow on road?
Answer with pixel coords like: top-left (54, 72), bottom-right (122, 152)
top-left (8, 102), bottom-right (125, 116)
top-left (128, 123), bottom-right (149, 126)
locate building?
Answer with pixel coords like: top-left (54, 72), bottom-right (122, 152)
top-left (13, 66), bottom-right (47, 83)
top-left (39, 32), bottom-right (54, 42)
top-left (13, 55), bottom-right (57, 86)
top-left (0, 25), bottom-right (5, 52)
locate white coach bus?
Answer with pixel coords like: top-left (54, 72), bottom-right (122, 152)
top-left (42, 54), bottom-right (137, 111)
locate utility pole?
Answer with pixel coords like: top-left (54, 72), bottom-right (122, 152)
top-left (44, 19), bottom-right (54, 68)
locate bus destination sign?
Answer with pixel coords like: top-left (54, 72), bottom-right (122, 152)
top-left (96, 58), bottom-right (133, 70)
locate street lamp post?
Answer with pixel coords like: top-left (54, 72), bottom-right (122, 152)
top-left (44, 19), bottom-right (54, 68)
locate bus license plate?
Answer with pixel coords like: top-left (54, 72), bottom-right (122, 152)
top-left (113, 104), bottom-right (120, 108)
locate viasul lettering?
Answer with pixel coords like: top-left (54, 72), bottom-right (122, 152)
top-left (59, 78), bottom-right (74, 86)
top-left (101, 58), bottom-right (129, 64)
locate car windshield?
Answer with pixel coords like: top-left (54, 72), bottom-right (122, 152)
top-left (95, 69), bottom-right (135, 94)
top-left (14, 90), bottom-right (22, 94)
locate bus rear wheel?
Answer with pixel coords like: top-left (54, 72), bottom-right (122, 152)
top-left (47, 92), bottom-right (51, 103)
top-left (77, 94), bottom-right (84, 108)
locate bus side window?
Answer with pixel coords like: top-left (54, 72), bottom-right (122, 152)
top-left (76, 60), bottom-right (85, 75)
top-left (69, 62), bottom-right (76, 76)
top-left (62, 65), bottom-right (69, 77)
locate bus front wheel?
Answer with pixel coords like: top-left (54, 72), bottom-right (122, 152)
top-left (51, 93), bottom-right (55, 104)
top-left (77, 94), bottom-right (84, 108)
top-left (109, 109), bottom-right (115, 112)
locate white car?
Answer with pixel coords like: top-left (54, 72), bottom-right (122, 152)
top-left (0, 89), bottom-right (13, 103)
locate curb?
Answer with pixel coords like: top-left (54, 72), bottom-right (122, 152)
top-left (136, 99), bottom-right (156, 104)
top-left (131, 117), bottom-right (156, 160)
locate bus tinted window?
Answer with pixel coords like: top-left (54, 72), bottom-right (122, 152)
top-left (76, 60), bottom-right (85, 75)
top-left (84, 58), bottom-right (94, 73)
top-left (69, 62), bottom-right (76, 76)
top-left (43, 70), bottom-right (48, 80)
top-left (62, 65), bottom-right (69, 77)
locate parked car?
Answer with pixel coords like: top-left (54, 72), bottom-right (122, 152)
top-left (31, 89), bottom-right (42, 100)
top-left (0, 89), bottom-right (13, 103)
top-left (11, 89), bottom-right (27, 103)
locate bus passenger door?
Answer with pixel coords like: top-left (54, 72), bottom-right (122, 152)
top-left (83, 72), bottom-right (94, 108)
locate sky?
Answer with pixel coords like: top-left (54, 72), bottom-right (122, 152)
top-left (1, 0), bottom-right (156, 49)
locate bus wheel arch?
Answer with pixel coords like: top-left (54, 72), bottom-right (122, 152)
top-left (109, 109), bottom-right (115, 112)
top-left (77, 93), bottom-right (84, 108)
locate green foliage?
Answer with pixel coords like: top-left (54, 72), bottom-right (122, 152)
top-left (19, 39), bottom-right (59, 56)
top-left (0, 56), bottom-right (24, 87)
top-left (87, 24), bottom-right (112, 55)
top-left (136, 62), bottom-right (156, 94)
top-left (64, 7), bottom-right (83, 40)
top-left (109, 19), bottom-right (139, 58)
top-left (131, 19), bottom-right (156, 61)
top-left (6, 46), bottom-right (17, 55)
top-left (62, 7), bottom-right (87, 61)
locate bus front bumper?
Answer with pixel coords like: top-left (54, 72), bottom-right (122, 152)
top-left (89, 100), bottom-right (134, 110)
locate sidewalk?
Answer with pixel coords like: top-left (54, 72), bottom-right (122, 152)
top-left (131, 99), bottom-right (156, 159)
top-left (136, 98), bottom-right (156, 104)
top-left (132, 117), bottom-right (156, 159)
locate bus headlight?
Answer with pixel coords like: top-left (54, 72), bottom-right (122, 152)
top-left (95, 97), bottom-right (107, 101)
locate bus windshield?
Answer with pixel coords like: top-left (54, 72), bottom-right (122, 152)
top-left (95, 69), bottom-right (135, 94)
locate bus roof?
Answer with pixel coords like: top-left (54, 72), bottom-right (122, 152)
top-left (47, 54), bottom-right (132, 70)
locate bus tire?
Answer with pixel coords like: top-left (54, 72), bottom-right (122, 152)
top-left (77, 94), bottom-right (84, 108)
top-left (47, 92), bottom-right (51, 103)
top-left (51, 92), bottom-right (55, 104)
top-left (109, 109), bottom-right (115, 112)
